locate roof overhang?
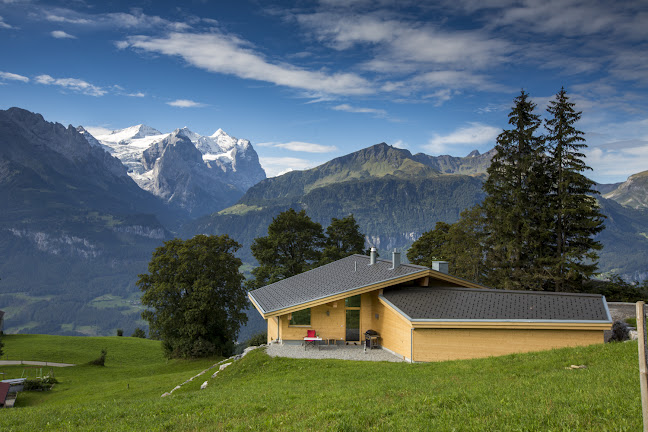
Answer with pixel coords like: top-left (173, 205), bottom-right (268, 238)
top-left (249, 268), bottom-right (483, 319)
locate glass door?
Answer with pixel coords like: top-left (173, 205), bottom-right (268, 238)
top-left (346, 310), bottom-right (360, 342)
top-left (345, 294), bottom-right (361, 342)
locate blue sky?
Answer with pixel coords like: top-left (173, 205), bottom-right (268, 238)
top-left (1, 0), bottom-right (647, 182)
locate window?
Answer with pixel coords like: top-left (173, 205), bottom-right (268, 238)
top-left (289, 308), bottom-right (311, 326)
top-left (345, 295), bottom-right (361, 308)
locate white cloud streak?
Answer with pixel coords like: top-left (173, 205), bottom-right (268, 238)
top-left (34, 74), bottom-right (106, 96)
top-left (0, 71), bottom-right (29, 82)
top-left (166, 99), bottom-right (206, 108)
top-left (51, 30), bottom-right (76, 39)
top-left (426, 122), bottom-right (500, 154)
top-left (258, 141), bottom-right (337, 153)
top-left (0, 15), bottom-right (14, 29)
top-left (259, 156), bottom-right (322, 177)
top-left (332, 103), bottom-right (387, 117)
top-left (120, 32), bottom-right (374, 96)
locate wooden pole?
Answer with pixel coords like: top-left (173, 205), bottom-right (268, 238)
top-left (637, 301), bottom-right (648, 432)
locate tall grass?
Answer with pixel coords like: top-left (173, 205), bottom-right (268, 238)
top-left (0, 334), bottom-right (641, 431)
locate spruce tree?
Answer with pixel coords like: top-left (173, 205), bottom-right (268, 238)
top-left (545, 87), bottom-right (605, 291)
top-left (482, 90), bottom-right (549, 290)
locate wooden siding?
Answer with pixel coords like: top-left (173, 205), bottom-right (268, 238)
top-left (411, 328), bottom-right (604, 362)
top-left (375, 298), bottom-right (412, 361)
top-left (278, 303), bottom-right (347, 343)
top-left (267, 317), bottom-right (278, 343)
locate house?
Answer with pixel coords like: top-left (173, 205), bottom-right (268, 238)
top-left (248, 249), bottom-right (612, 362)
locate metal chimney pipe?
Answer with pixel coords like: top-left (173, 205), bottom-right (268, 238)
top-left (369, 247), bottom-right (377, 265)
top-left (431, 261), bottom-right (449, 274)
top-left (390, 249), bottom-right (401, 270)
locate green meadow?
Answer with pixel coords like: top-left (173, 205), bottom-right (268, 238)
top-left (0, 334), bottom-right (642, 431)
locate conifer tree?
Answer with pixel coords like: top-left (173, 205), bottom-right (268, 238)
top-left (482, 90), bottom-right (550, 290)
top-left (545, 87), bottom-right (605, 291)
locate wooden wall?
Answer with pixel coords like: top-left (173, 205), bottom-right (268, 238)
top-left (411, 328), bottom-right (604, 362)
top-left (267, 317), bottom-right (278, 343)
top-left (278, 303), bottom-right (347, 342)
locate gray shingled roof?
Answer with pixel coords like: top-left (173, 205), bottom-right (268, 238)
top-left (382, 287), bottom-right (611, 322)
top-left (249, 254), bottom-right (427, 314)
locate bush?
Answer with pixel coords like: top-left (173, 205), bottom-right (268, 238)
top-left (131, 328), bottom-right (146, 338)
top-left (609, 321), bottom-right (630, 342)
top-left (88, 348), bottom-right (107, 366)
top-left (24, 376), bottom-right (59, 391)
top-left (246, 331), bottom-right (267, 348)
top-left (116, 329), bottom-right (123, 337)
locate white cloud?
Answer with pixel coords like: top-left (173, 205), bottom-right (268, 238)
top-left (127, 92), bottom-right (146, 98)
top-left (51, 30), bottom-right (76, 39)
top-left (426, 122), bottom-right (500, 154)
top-left (585, 144), bottom-right (648, 183)
top-left (121, 32), bottom-right (373, 96)
top-left (259, 156), bottom-right (322, 177)
top-left (391, 139), bottom-right (408, 149)
top-left (0, 71), bottom-right (29, 82)
top-left (34, 74), bottom-right (106, 96)
top-left (83, 126), bottom-right (114, 136)
top-left (332, 103), bottom-right (387, 118)
top-left (257, 141), bottom-right (337, 153)
top-left (166, 99), bottom-right (206, 108)
top-left (275, 142), bottom-right (337, 153)
top-left (0, 15), bottom-right (14, 29)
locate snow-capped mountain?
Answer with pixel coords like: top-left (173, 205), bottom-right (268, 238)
top-left (81, 124), bottom-right (266, 216)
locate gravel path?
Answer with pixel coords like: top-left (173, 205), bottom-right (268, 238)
top-left (266, 343), bottom-right (405, 362)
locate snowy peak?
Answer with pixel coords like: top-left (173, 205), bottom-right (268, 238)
top-left (100, 124), bottom-right (163, 144)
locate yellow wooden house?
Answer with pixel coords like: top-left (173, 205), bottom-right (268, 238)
top-left (248, 249), bottom-right (612, 362)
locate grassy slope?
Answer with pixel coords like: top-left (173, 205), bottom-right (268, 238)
top-left (0, 335), bottom-right (641, 431)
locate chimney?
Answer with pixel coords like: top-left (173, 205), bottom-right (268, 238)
top-left (431, 261), bottom-right (449, 274)
top-left (369, 247), bottom-right (377, 265)
top-left (390, 249), bottom-right (401, 270)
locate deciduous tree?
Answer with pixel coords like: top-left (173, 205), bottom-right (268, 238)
top-left (137, 235), bottom-right (247, 358)
top-left (249, 209), bottom-right (325, 289)
top-left (320, 214), bottom-right (366, 265)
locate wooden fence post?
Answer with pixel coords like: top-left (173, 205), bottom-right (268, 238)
top-left (637, 301), bottom-right (648, 432)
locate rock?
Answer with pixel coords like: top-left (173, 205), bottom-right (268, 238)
top-left (201, 381), bottom-right (208, 389)
top-left (211, 371), bottom-right (219, 378)
top-left (161, 392), bottom-right (170, 397)
top-left (630, 330), bottom-right (639, 340)
top-left (219, 362), bottom-right (232, 371)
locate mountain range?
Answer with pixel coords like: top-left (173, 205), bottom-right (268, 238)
top-left (1, 106), bottom-right (647, 339)
top-left (80, 124), bottom-right (266, 217)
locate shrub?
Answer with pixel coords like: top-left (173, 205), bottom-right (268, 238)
top-left (131, 328), bottom-right (146, 338)
top-left (609, 320), bottom-right (630, 342)
top-left (116, 329), bottom-right (123, 337)
top-left (24, 376), bottom-right (59, 391)
top-left (246, 331), bottom-right (267, 348)
top-left (88, 348), bottom-right (108, 366)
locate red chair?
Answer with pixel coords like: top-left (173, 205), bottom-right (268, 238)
top-left (307, 330), bottom-right (316, 338)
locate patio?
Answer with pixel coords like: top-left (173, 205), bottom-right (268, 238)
top-left (265, 342), bottom-right (405, 362)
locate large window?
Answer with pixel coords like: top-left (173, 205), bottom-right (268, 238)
top-left (345, 295), bottom-right (361, 307)
top-left (289, 308), bottom-right (311, 326)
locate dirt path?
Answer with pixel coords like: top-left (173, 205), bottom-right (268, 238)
top-left (0, 360), bottom-right (76, 367)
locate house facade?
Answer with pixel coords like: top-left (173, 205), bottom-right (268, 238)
top-left (248, 249), bottom-right (612, 362)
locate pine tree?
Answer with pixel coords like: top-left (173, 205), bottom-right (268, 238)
top-left (482, 90), bottom-right (550, 290)
top-left (545, 87), bottom-right (605, 291)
